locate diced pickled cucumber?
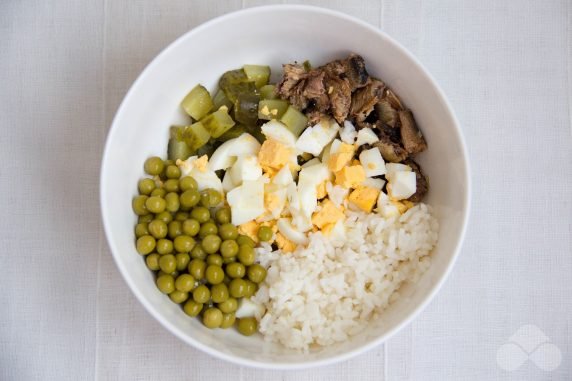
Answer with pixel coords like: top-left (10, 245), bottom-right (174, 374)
top-left (218, 125), bottom-right (246, 142)
top-left (259, 84), bottom-right (278, 100)
top-left (258, 99), bottom-right (289, 120)
top-left (212, 89), bottom-right (233, 110)
top-left (168, 126), bottom-right (193, 161)
top-left (303, 60), bottom-right (312, 72)
top-left (243, 65), bottom-right (270, 88)
top-left (234, 93), bottom-right (259, 126)
top-left (280, 106), bottom-right (308, 137)
top-left (219, 69), bottom-right (256, 103)
top-left (196, 141), bottom-right (216, 158)
top-left (183, 122), bottom-right (211, 151)
top-left (201, 109), bottom-right (236, 138)
top-left (180, 85), bottom-right (213, 120)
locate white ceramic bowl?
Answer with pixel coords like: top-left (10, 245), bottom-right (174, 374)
top-left (101, 5), bottom-right (470, 369)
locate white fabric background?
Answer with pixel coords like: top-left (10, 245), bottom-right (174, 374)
top-left (1, 0), bottom-right (571, 380)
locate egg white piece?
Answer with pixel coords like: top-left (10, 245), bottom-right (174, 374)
top-left (265, 186), bottom-right (288, 219)
top-left (377, 191), bottom-right (400, 218)
top-left (388, 171), bottom-right (416, 200)
top-left (229, 155), bottom-right (262, 185)
top-left (295, 119), bottom-right (340, 156)
top-left (355, 128), bottom-right (380, 146)
top-left (261, 120), bottom-right (297, 147)
top-left (222, 170), bottom-right (237, 192)
top-left (179, 157), bottom-right (223, 193)
top-left (235, 297), bottom-right (265, 319)
top-left (297, 163), bottom-right (331, 219)
top-left (277, 218), bottom-right (309, 245)
top-left (208, 133), bottom-right (261, 171)
top-left (359, 147), bottom-right (386, 177)
top-left (385, 163), bottom-right (412, 182)
top-left (301, 158), bottom-right (321, 168)
top-left (272, 165), bottom-right (294, 186)
top-left (340, 120), bottom-right (357, 144)
top-left (362, 177), bottom-right (386, 190)
top-left (226, 179), bottom-right (265, 225)
top-left (326, 181), bottom-right (350, 207)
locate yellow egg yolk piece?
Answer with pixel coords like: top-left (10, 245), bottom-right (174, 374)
top-left (194, 155), bottom-right (209, 172)
top-left (334, 164), bottom-right (366, 188)
top-left (316, 181), bottom-right (327, 200)
top-left (238, 221), bottom-right (259, 243)
top-left (275, 232), bottom-right (296, 253)
top-left (311, 199), bottom-right (345, 229)
top-left (327, 142), bottom-right (354, 172)
top-left (258, 139), bottom-right (291, 172)
top-left (348, 186), bottom-right (381, 213)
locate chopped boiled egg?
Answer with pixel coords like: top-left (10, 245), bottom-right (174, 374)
top-left (329, 139), bottom-right (343, 154)
top-left (385, 163), bottom-right (412, 181)
top-left (194, 155), bottom-right (208, 172)
top-left (355, 128), bottom-right (380, 146)
top-left (261, 120), bottom-right (297, 147)
top-left (258, 139), bottom-right (291, 172)
top-left (359, 148), bottom-right (386, 177)
top-left (326, 182), bottom-right (350, 207)
top-left (362, 177), bottom-right (386, 190)
top-left (301, 158), bottom-right (321, 168)
top-left (264, 186), bottom-right (287, 219)
top-left (208, 133), bottom-right (261, 171)
top-left (311, 199), bottom-right (345, 229)
top-left (340, 120), bottom-right (357, 144)
top-left (238, 220), bottom-right (260, 243)
top-left (275, 232), bottom-right (296, 253)
top-left (295, 119), bottom-right (340, 156)
top-left (316, 181), bottom-right (327, 199)
top-left (229, 155), bottom-right (262, 185)
top-left (334, 164), bottom-right (366, 188)
top-left (272, 165), bottom-right (294, 186)
top-left (387, 171), bottom-right (416, 200)
top-left (298, 163), bottom-right (331, 219)
top-left (222, 170), bottom-right (237, 192)
top-left (377, 191), bottom-right (400, 218)
top-left (328, 142), bottom-right (355, 172)
top-left (277, 218), bottom-right (309, 245)
top-left (348, 186), bottom-right (381, 212)
top-left (226, 178), bottom-right (265, 225)
top-left (178, 156), bottom-right (223, 193)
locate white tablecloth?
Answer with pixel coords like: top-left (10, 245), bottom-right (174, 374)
top-left (1, 1), bottom-right (571, 380)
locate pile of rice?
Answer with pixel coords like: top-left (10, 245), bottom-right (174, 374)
top-left (252, 204), bottom-right (438, 350)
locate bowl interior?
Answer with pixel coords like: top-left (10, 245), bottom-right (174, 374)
top-left (101, 6), bottom-right (469, 369)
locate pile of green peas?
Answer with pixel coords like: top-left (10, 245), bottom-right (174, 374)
top-left (133, 156), bottom-right (267, 336)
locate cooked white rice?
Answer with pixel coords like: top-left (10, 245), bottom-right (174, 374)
top-left (252, 203), bottom-right (438, 351)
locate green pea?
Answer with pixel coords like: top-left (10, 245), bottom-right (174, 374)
top-left (179, 176), bottom-right (198, 192)
top-left (165, 165), bottom-right (181, 179)
top-left (164, 159), bottom-right (174, 167)
top-left (225, 262), bottom-right (245, 279)
top-left (157, 270), bottom-right (179, 278)
top-left (173, 235), bottom-right (195, 253)
top-left (150, 188), bottom-right (166, 198)
top-left (237, 244), bottom-right (255, 266)
top-left (192, 284), bottom-right (210, 303)
top-left (218, 298), bottom-right (238, 313)
top-left (229, 278), bottom-right (248, 298)
top-left (145, 253), bottom-right (160, 271)
top-left (144, 156), bottom-right (164, 176)
top-left (165, 192), bottom-right (180, 213)
top-left (135, 223), bottom-right (149, 238)
top-left (188, 259), bottom-right (206, 279)
top-left (199, 223), bottom-right (218, 239)
top-left (237, 317), bottom-right (257, 336)
top-left (180, 189), bottom-right (201, 209)
top-left (138, 178), bottom-right (156, 195)
top-left (202, 234), bottom-right (221, 254)
top-left (163, 179), bottom-right (179, 193)
top-left (200, 189), bottom-right (222, 208)
top-left (211, 283), bottom-right (229, 303)
top-left (175, 274), bottom-right (196, 292)
top-left (183, 300), bottom-right (203, 317)
top-left (182, 219), bottom-right (200, 236)
top-left (145, 196), bottom-right (166, 214)
top-left (148, 220), bottom-right (168, 239)
top-left (247, 264), bottom-right (267, 284)
top-left (168, 221), bottom-right (182, 239)
top-left (236, 234), bottom-right (255, 247)
top-left (136, 235), bottom-right (155, 255)
top-left (174, 212), bottom-right (189, 221)
top-left (205, 265), bottom-right (225, 285)
top-left (156, 239), bottom-right (173, 255)
top-left (175, 253), bottom-right (191, 271)
top-left (202, 307), bottom-right (223, 329)
top-left (215, 207), bottom-right (231, 224)
top-left (138, 214), bottom-right (153, 223)
top-left (220, 240), bottom-right (239, 258)
top-left (155, 211), bottom-right (173, 224)
top-left (220, 312), bottom-right (236, 329)
top-left (219, 223), bottom-right (238, 240)
top-left (169, 290), bottom-right (188, 304)
top-left (257, 226), bottom-right (273, 242)
top-left (132, 195), bottom-right (149, 216)
top-left (190, 244), bottom-right (207, 260)
top-left (206, 254), bottom-right (223, 266)
top-left (223, 256), bottom-right (236, 265)
top-left (190, 207), bottom-right (210, 223)
top-left (159, 254), bottom-right (176, 273)
top-left (156, 274), bottom-right (174, 294)
top-left (244, 280), bottom-right (257, 297)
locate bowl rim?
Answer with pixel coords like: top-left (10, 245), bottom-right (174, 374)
top-left (100, 4), bottom-right (471, 370)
